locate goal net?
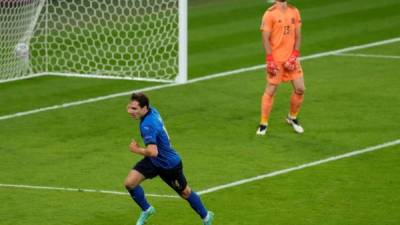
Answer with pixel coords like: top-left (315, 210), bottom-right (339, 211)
top-left (0, 0), bottom-right (187, 83)
top-left (0, 0), bottom-right (43, 81)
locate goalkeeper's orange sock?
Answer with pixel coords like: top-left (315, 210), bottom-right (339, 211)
top-left (289, 91), bottom-right (304, 118)
top-left (260, 92), bottom-right (274, 125)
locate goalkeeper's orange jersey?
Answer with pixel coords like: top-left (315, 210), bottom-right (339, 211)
top-left (260, 4), bottom-right (302, 62)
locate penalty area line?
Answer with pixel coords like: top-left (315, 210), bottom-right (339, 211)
top-left (197, 138), bottom-right (400, 195)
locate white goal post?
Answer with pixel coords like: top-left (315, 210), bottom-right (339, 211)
top-left (0, 0), bottom-right (187, 83)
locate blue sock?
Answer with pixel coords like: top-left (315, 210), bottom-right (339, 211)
top-left (127, 186), bottom-right (150, 211)
top-left (186, 192), bottom-right (208, 219)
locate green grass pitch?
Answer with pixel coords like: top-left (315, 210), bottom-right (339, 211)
top-left (1, 0), bottom-right (400, 224)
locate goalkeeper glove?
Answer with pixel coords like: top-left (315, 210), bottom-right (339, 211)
top-left (266, 54), bottom-right (278, 76)
top-left (283, 50), bottom-right (300, 71)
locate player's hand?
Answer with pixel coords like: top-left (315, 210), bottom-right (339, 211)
top-left (283, 50), bottom-right (300, 72)
top-left (266, 54), bottom-right (278, 76)
top-left (129, 140), bottom-right (141, 154)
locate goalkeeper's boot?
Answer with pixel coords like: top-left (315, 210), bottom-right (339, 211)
top-left (256, 124), bottom-right (268, 136)
top-left (286, 117), bottom-right (304, 133)
top-left (136, 206), bottom-right (155, 225)
top-left (203, 211), bottom-right (214, 225)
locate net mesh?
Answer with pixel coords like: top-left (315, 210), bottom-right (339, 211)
top-left (0, 0), bottom-right (41, 80)
top-left (1, 0), bottom-right (180, 82)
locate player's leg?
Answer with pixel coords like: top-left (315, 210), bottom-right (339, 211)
top-left (125, 158), bottom-right (158, 225)
top-left (287, 75), bottom-right (305, 133)
top-left (124, 170), bottom-right (150, 211)
top-left (257, 81), bottom-right (279, 135)
top-left (159, 162), bottom-right (214, 225)
top-left (181, 185), bottom-right (214, 225)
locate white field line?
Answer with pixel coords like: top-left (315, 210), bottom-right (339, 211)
top-left (0, 183), bottom-right (179, 198)
top-left (46, 72), bottom-right (174, 83)
top-left (1, 37), bottom-right (400, 121)
top-left (333, 53), bottom-right (400, 59)
top-left (0, 73), bottom-right (45, 84)
top-left (197, 139), bottom-right (400, 195)
top-left (1, 139), bottom-right (399, 197)
top-left (0, 72), bottom-right (173, 84)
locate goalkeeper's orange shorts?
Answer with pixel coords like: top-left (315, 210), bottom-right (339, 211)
top-left (266, 61), bottom-right (303, 85)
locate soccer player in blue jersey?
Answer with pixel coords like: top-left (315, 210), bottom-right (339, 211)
top-left (124, 92), bottom-right (214, 225)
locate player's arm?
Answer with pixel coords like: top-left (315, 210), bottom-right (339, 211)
top-left (284, 26), bottom-right (302, 71)
top-left (262, 30), bottom-right (273, 55)
top-left (262, 30), bottom-right (278, 75)
top-left (294, 26), bottom-right (301, 52)
top-left (129, 140), bottom-right (158, 157)
top-left (261, 12), bottom-right (278, 75)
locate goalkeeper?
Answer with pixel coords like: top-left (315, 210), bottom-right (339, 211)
top-left (124, 92), bottom-right (214, 225)
top-left (256, 0), bottom-right (306, 135)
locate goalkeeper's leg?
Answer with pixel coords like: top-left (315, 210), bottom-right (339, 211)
top-left (287, 76), bottom-right (305, 133)
top-left (257, 83), bottom-right (278, 135)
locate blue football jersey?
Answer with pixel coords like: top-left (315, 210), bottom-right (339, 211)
top-left (140, 107), bottom-right (181, 169)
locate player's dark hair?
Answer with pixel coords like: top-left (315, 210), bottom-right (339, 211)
top-left (131, 92), bottom-right (149, 108)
